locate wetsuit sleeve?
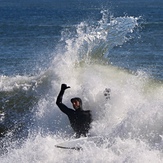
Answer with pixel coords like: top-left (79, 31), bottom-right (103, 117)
top-left (56, 88), bottom-right (72, 115)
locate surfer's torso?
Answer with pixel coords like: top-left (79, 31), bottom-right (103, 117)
top-left (65, 109), bottom-right (92, 138)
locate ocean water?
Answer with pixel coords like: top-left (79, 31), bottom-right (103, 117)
top-left (0, 0), bottom-right (163, 162)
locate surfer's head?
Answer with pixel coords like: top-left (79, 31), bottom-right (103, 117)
top-left (71, 97), bottom-right (82, 110)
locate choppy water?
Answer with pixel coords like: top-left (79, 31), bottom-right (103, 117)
top-left (0, 0), bottom-right (163, 162)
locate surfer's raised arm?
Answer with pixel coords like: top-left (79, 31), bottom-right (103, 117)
top-left (56, 84), bottom-right (70, 113)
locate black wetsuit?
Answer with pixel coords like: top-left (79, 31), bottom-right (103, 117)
top-left (56, 88), bottom-right (92, 138)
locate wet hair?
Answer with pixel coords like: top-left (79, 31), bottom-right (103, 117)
top-left (71, 97), bottom-right (82, 104)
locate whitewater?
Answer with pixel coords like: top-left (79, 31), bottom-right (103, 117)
top-left (0, 11), bottom-right (163, 163)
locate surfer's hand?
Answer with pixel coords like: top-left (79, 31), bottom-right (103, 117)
top-left (61, 84), bottom-right (70, 90)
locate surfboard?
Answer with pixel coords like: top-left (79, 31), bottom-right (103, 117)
top-left (55, 136), bottom-right (109, 150)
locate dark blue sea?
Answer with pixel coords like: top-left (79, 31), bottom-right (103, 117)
top-left (0, 0), bottom-right (163, 162)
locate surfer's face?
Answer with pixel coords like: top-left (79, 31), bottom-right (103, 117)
top-left (72, 100), bottom-right (80, 110)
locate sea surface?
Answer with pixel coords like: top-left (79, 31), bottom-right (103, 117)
top-left (0, 0), bottom-right (163, 162)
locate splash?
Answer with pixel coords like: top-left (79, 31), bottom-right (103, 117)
top-left (58, 10), bottom-right (139, 63)
top-left (1, 10), bottom-right (163, 163)
top-left (50, 11), bottom-right (139, 87)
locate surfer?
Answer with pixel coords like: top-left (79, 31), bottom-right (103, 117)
top-left (56, 84), bottom-right (92, 138)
